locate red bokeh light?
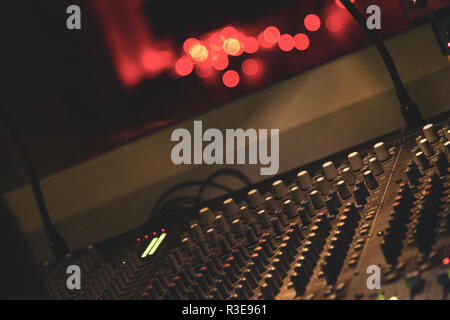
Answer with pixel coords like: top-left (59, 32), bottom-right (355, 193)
top-left (326, 15), bottom-right (343, 32)
top-left (222, 70), bottom-right (240, 88)
top-left (278, 34), bottom-right (295, 52)
top-left (242, 59), bottom-right (260, 76)
top-left (304, 14), bottom-right (321, 32)
top-left (175, 57), bottom-right (194, 76)
top-left (336, 0), bottom-right (356, 9)
top-left (144, 234), bottom-right (148, 239)
top-left (223, 38), bottom-right (243, 56)
top-left (209, 33), bottom-right (224, 51)
top-left (137, 238), bottom-right (141, 242)
top-left (212, 52), bottom-right (229, 70)
top-left (294, 33), bottom-right (310, 51)
top-left (243, 36), bottom-right (259, 54)
top-left (258, 32), bottom-right (276, 49)
top-left (196, 65), bottom-right (214, 78)
top-left (264, 26), bottom-right (281, 43)
top-left (183, 38), bottom-right (200, 54)
top-left (221, 26), bottom-right (238, 39)
top-left (443, 257), bottom-right (450, 265)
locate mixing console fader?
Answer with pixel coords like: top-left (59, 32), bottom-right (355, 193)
top-left (44, 115), bottom-right (450, 300)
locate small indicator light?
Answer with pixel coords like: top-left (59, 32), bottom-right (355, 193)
top-left (389, 296), bottom-right (399, 300)
top-left (136, 238), bottom-right (141, 242)
top-left (161, 229), bottom-right (165, 233)
top-left (443, 257), bottom-right (450, 265)
top-left (144, 235), bottom-right (148, 239)
top-left (149, 233), bottom-right (167, 256)
top-left (141, 236), bottom-right (159, 258)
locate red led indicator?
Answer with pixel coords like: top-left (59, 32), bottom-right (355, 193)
top-left (443, 257), bottom-right (450, 265)
top-left (304, 14), bottom-right (321, 32)
top-left (161, 229), bottom-right (165, 233)
top-left (144, 235), bottom-right (149, 239)
top-left (278, 34), bottom-right (295, 52)
top-left (222, 70), bottom-right (240, 88)
top-left (294, 33), bottom-right (310, 51)
top-left (153, 232), bottom-right (157, 236)
top-left (137, 238), bottom-right (141, 242)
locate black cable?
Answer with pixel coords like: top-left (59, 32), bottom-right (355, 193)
top-left (150, 180), bottom-right (233, 218)
top-left (340, 0), bottom-right (423, 129)
top-left (196, 169), bottom-right (252, 199)
top-left (0, 104), bottom-right (70, 261)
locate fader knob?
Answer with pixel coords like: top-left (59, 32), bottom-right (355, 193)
top-left (199, 207), bottom-right (214, 227)
top-left (415, 151), bottom-right (430, 170)
top-left (223, 198), bottom-right (239, 217)
top-left (297, 170), bottom-right (313, 190)
top-left (423, 123), bottom-right (438, 143)
top-left (316, 177), bottom-right (330, 194)
top-left (368, 157), bottom-right (384, 175)
top-left (272, 180), bottom-right (289, 199)
top-left (337, 180), bottom-right (351, 200)
top-left (248, 189), bottom-right (264, 208)
top-left (283, 199), bottom-right (298, 219)
top-left (257, 209), bottom-right (271, 228)
top-left (348, 152), bottom-right (363, 171)
top-left (374, 142), bottom-right (389, 161)
top-left (323, 161), bottom-right (338, 181)
top-left (342, 167), bottom-right (356, 185)
top-left (363, 170), bottom-right (378, 190)
top-left (310, 190), bottom-right (325, 209)
top-left (419, 138), bottom-right (433, 157)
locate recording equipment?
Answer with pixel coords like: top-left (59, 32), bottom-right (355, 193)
top-left (43, 116), bottom-right (449, 300)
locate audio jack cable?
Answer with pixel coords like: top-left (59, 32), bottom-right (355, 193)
top-left (340, 0), bottom-right (424, 129)
top-left (0, 104), bottom-right (70, 261)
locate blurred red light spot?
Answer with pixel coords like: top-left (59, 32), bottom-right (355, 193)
top-left (326, 16), bottom-right (343, 32)
top-left (278, 34), bottom-right (295, 52)
top-left (196, 65), bottom-right (213, 78)
top-left (258, 32), bottom-right (276, 49)
top-left (335, 0), bottom-right (355, 9)
top-left (209, 33), bottom-right (224, 51)
top-left (294, 33), bottom-right (310, 51)
top-left (304, 14), bottom-right (321, 32)
top-left (183, 38), bottom-right (200, 54)
top-left (242, 59), bottom-right (259, 76)
top-left (223, 70), bottom-right (240, 88)
top-left (243, 36), bottom-right (259, 54)
top-left (264, 26), bottom-right (281, 43)
top-left (189, 43), bottom-right (209, 62)
top-left (443, 257), bottom-right (450, 265)
top-left (137, 238), bottom-right (141, 242)
top-left (175, 57), bottom-right (193, 76)
top-left (212, 52), bottom-right (229, 71)
top-left (223, 38), bottom-right (242, 56)
top-left (144, 235), bottom-right (148, 239)
top-left (221, 26), bottom-right (238, 39)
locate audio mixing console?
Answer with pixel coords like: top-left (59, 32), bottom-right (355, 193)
top-left (43, 113), bottom-right (450, 300)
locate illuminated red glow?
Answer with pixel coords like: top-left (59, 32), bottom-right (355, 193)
top-left (335, 0), bottom-right (356, 9)
top-left (294, 33), bottom-right (310, 51)
top-left (221, 26), bottom-right (238, 39)
top-left (243, 36), bottom-right (259, 54)
top-left (189, 43), bottom-right (209, 62)
top-left (212, 52), bottom-right (229, 70)
top-left (258, 32), bottom-right (276, 49)
top-left (326, 16), bottom-right (343, 33)
top-left (264, 26), bottom-right (281, 43)
top-left (242, 59), bottom-right (260, 76)
top-left (141, 50), bottom-right (170, 73)
top-left (223, 38), bottom-right (243, 56)
top-left (137, 238), bottom-right (141, 242)
top-left (175, 57), bottom-right (194, 76)
top-left (222, 70), bottom-right (240, 88)
top-left (183, 38), bottom-right (200, 54)
top-left (304, 14), bottom-right (321, 32)
top-left (443, 257), bottom-right (450, 265)
top-left (278, 34), bottom-right (295, 52)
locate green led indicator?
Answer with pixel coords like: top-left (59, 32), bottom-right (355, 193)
top-left (149, 233), bottom-right (166, 256)
top-left (141, 236), bottom-right (159, 258)
top-left (140, 233), bottom-right (167, 258)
